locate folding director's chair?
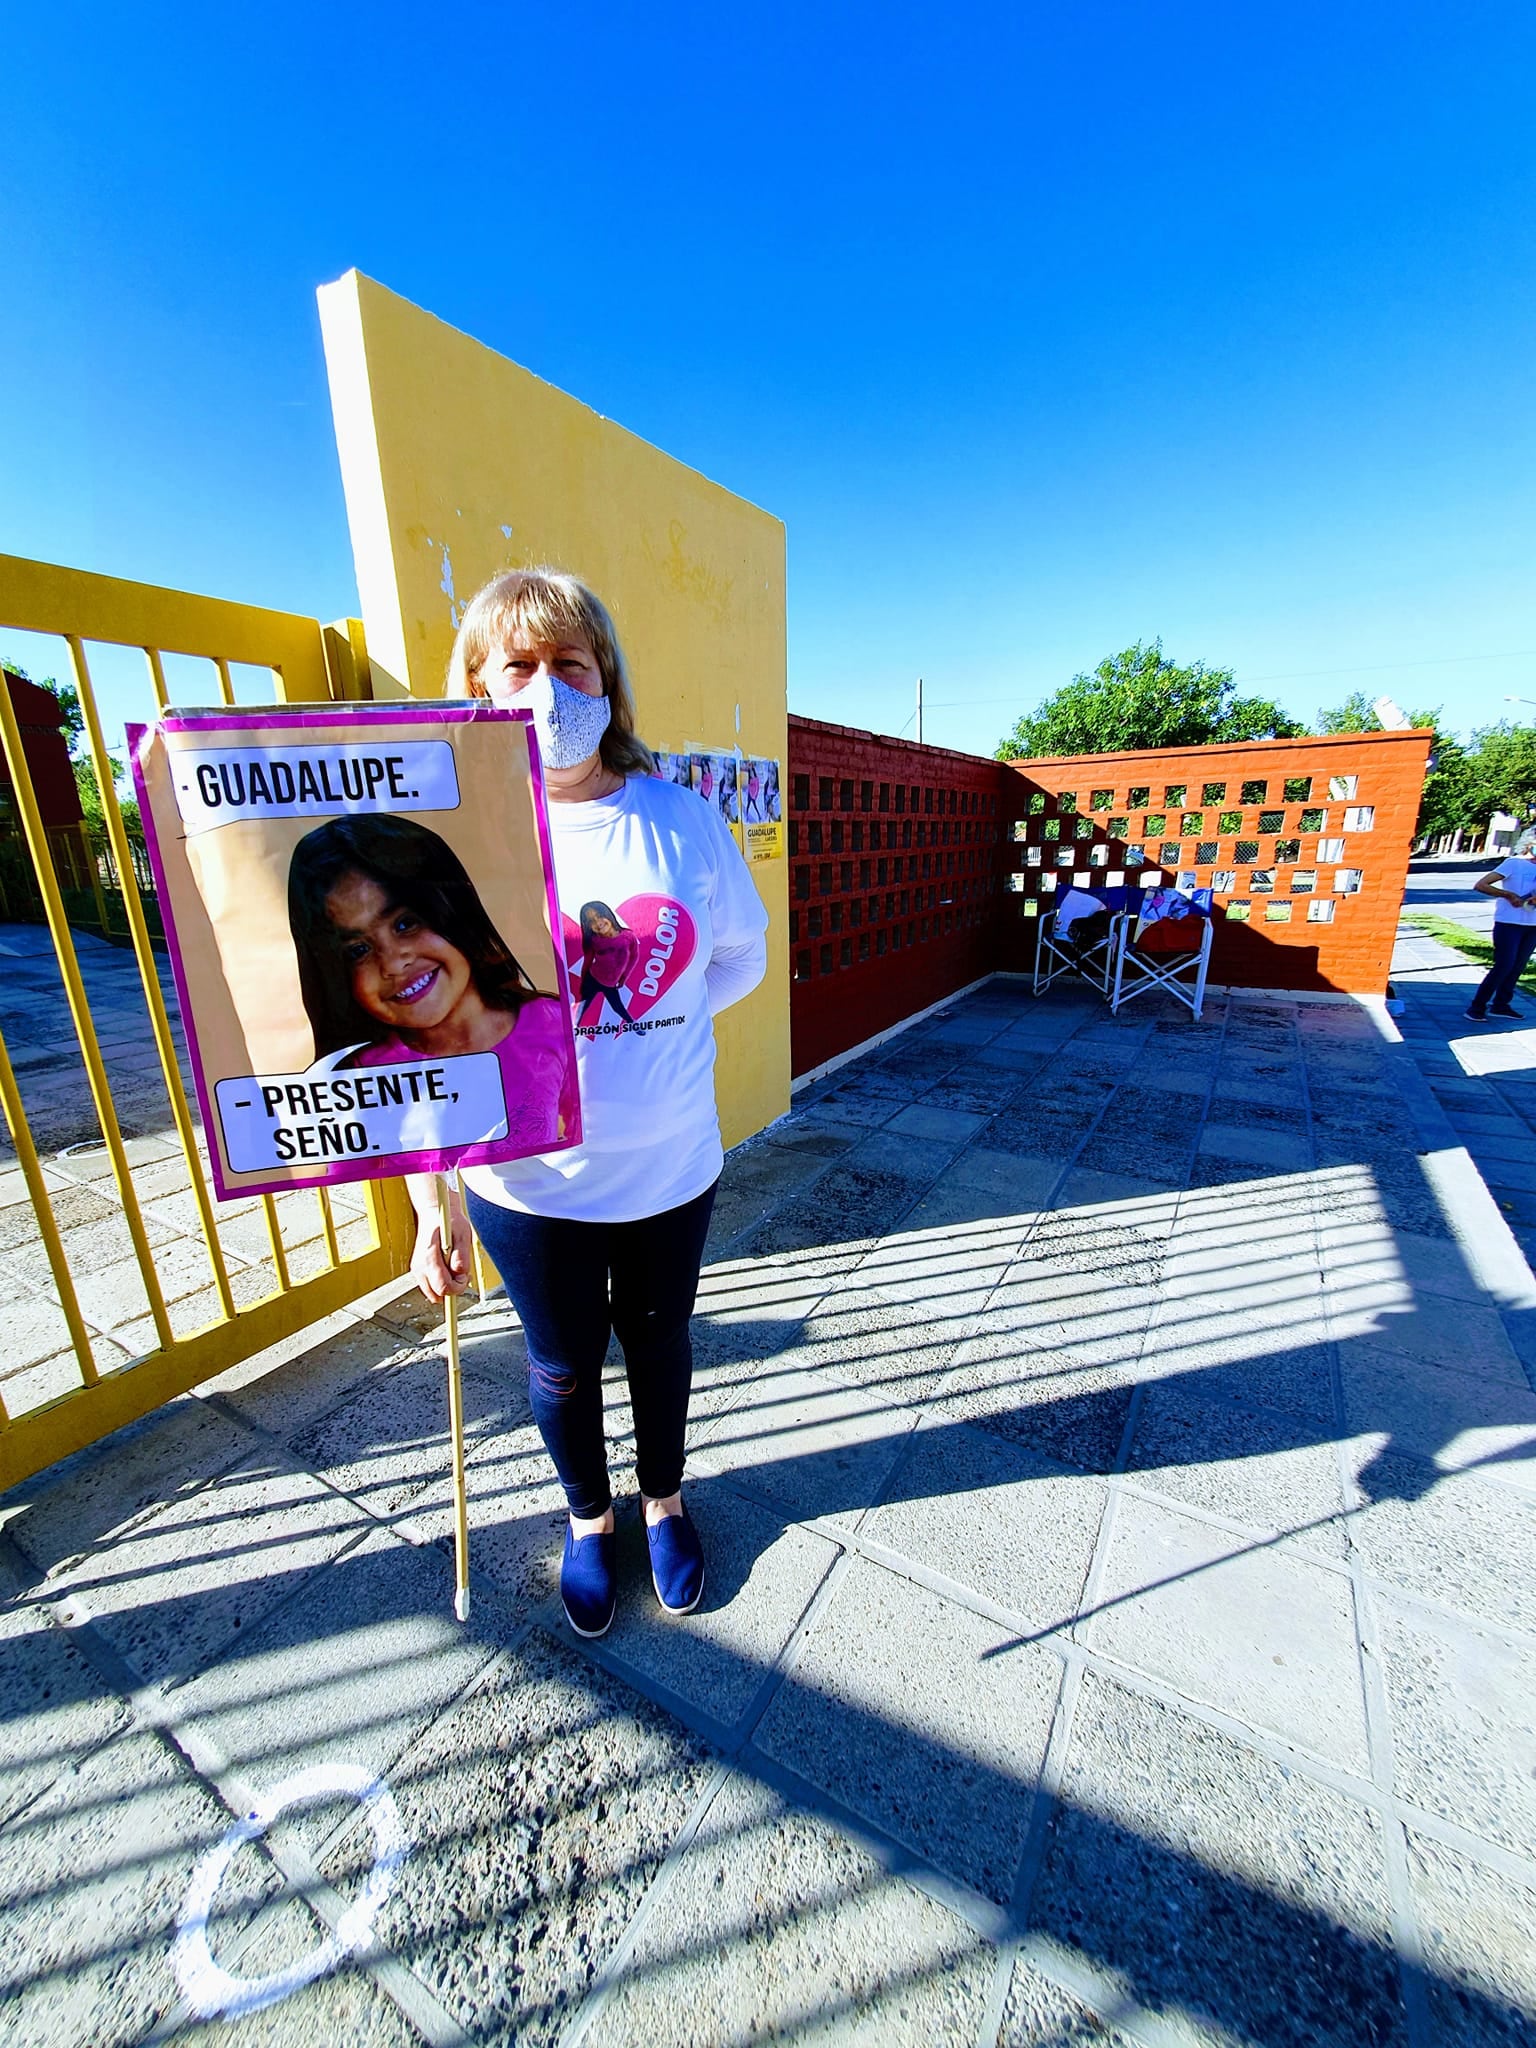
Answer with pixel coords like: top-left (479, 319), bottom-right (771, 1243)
top-left (1109, 903), bottom-right (1214, 1019)
top-left (1034, 888), bottom-right (1124, 999)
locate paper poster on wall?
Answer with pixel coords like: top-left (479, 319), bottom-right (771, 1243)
top-left (741, 756), bottom-right (783, 861)
top-left (650, 749), bottom-right (693, 789)
top-left (131, 702), bottom-right (581, 1200)
top-left (691, 750), bottom-right (740, 828)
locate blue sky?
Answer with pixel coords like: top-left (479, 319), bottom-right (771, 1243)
top-left (3, 0), bottom-right (1534, 759)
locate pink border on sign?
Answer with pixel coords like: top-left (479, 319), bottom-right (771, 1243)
top-left (129, 701), bottom-right (578, 1201)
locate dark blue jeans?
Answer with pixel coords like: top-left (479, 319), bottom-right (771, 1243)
top-left (1470, 920), bottom-right (1536, 1014)
top-left (463, 1181), bottom-right (718, 1519)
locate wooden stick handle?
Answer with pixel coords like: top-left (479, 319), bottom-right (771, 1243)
top-left (439, 1171), bottom-right (471, 1623)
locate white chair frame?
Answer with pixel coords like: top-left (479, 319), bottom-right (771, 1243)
top-left (1109, 910), bottom-right (1214, 1019)
top-left (1034, 902), bottom-right (1125, 1000)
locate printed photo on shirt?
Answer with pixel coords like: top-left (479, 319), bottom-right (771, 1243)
top-left (131, 702), bottom-right (580, 1198)
top-left (561, 892), bottom-right (698, 1037)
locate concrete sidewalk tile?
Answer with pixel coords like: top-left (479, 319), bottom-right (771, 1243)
top-left (1125, 1384), bottom-right (1350, 1556)
top-left (289, 1361), bottom-right (524, 1525)
top-left (1127, 1060), bottom-right (1212, 1096)
top-left (1088, 1493), bottom-right (1370, 1770)
top-left (0, 1580), bottom-right (132, 1829)
top-left (1051, 1166), bottom-right (1176, 1212)
top-left (1203, 1097), bottom-right (1309, 1136)
top-left (317, 1632), bottom-right (715, 2048)
top-left (1405, 1831), bottom-right (1536, 2046)
top-left (797, 1091), bottom-right (905, 1133)
top-left (1376, 1599), bottom-right (1536, 1858)
top-left (1030, 1673), bottom-right (1402, 2048)
top-left (779, 1283), bottom-right (999, 1411)
top-left (935, 1334), bottom-right (1136, 1475)
top-left (172, 1893), bottom-right (429, 2045)
top-left (1328, 1289), bottom-right (1524, 1383)
top-left (2, 1394), bottom-right (257, 1578)
top-left (199, 1313), bottom-right (419, 1436)
top-left (1186, 1153), bottom-right (1324, 1204)
top-left (1345, 1450), bottom-right (1536, 1635)
top-left (693, 1366), bottom-right (916, 1525)
top-left (42, 1453), bottom-right (372, 1690)
top-left (582, 1771), bottom-right (995, 2047)
top-left (941, 1143), bottom-right (1065, 1206)
top-left (0, 1726), bottom-right (282, 2048)
top-left (600, 1480), bottom-right (837, 1728)
top-left (923, 1068), bottom-right (1030, 1117)
top-left (997, 1963), bottom-right (1141, 2047)
top-left (886, 1102), bottom-right (992, 1144)
top-left (171, 1529), bottom-right (502, 1835)
top-left (688, 1308), bottom-right (828, 1426)
top-left (1476, 1158), bottom-right (1536, 1194)
top-left (978, 1107), bottom-right (1096, 1161)
top-left (0, 1291), bottom-right (89, 1376)
top-left (1198, 1123), bottom-right (1314, 1171)
top-left (1337, 1342), bottom-right (1536, 1492)
top-left (1453, 1131), bottom-right (1536, 1163)
top-left (866, 1418), bottom-right (1105, 1627)
top-left (1135, 1323), bottom-right (1338, 1426)
top-left (1318, 1224), bottom-right (1489, 1307)
top-left (852, 1217), bottom-right (1020, 1299)
top-left (752, 1556), bottom-right (1059, 1903)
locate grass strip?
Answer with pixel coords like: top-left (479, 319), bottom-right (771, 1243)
top-left (1403, 911), bottom-right (1536, 993)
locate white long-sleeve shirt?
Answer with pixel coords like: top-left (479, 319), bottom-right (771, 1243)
top-left (463, 772), bottom-right (769, 1222)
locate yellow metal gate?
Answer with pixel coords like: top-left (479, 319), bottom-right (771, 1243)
top-left (0, 553), bottom-right (415, 1490)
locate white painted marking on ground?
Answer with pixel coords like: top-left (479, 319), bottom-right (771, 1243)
top-left (172, 1763), bottom-right (408, 2021)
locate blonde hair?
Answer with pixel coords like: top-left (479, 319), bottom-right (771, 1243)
top-left (446, 568), bottom-right (653, 779)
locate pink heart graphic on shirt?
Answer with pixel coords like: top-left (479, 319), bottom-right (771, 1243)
top-left (561, 895), bottom-right (698, 1024)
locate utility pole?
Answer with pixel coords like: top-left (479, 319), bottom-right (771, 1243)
top-left (916, 676), bottom-right (923, 745)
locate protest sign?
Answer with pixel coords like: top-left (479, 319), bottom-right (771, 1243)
top-left (132, 702), bottom-right (581, 1201)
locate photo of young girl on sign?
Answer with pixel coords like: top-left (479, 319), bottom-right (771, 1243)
top-left (287, 814), bottom-right (578, 1152)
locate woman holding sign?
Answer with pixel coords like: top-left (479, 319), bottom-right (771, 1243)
top-left (410, 569), bottom-right (768, 1639)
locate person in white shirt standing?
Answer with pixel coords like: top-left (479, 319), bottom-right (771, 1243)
top-left (408, 569), bottom-right (769, 1638)
top-left (1467, 845), bottom-right (1536, 1020)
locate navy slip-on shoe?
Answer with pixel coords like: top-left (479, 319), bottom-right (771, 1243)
top-left (561, 1524), bottom-right (617, 1638)
top-left (646, 1506), bottom-right (705, 1615)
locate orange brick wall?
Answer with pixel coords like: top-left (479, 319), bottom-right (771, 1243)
top-left (785, 718), bottom-right (1430, 1077)
top-left (999, 730), bottom-right (1432, 995)
top-left (786, 715), bottom-right (1009, 1075)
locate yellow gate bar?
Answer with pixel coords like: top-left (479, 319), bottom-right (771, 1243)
top-left (69, 636), bottom-right (236, 1319)
top-left (0, 553), bottom-right (331, 697)
top-left (0, 1019), bottom-right (96, 1400)
top-left (0, 675), bottom-right (174, 1350)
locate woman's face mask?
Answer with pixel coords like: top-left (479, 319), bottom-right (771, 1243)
top-left (518, 667), bottom-right (612, 770)
top-left (480, 634), bottom-right (612, 771)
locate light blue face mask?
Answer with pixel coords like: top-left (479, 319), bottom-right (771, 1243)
top-left (520, 669), bottom-right (612, 771)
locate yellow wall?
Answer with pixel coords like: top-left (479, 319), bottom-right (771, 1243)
top-left (317, 270), bottom-right (790, 1147)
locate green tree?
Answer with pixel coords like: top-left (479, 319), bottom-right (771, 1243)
top-left (1313, 691), bottom-right (1441, 736)
top-left (1463, 721), bottom-right (1536, 829)
top-left (996, 640), bottom-right (1303, 759)
top-left (1416, 731), bottom-right (1474, 841)
top-left (1313, 690), bottom-right (1383, 734)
